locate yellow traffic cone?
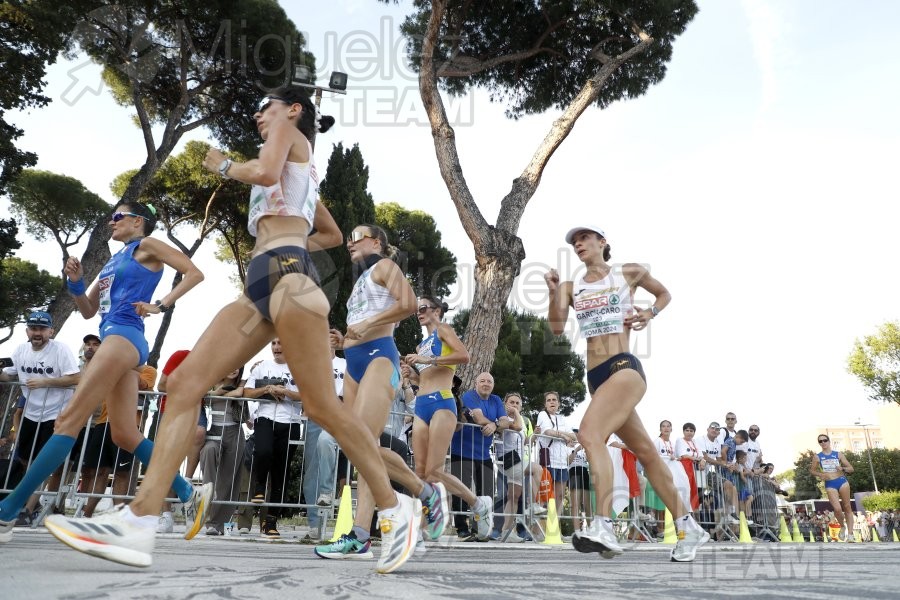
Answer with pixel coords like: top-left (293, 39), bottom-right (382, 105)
top-left (872, 527), bottom-right (881, 543)
top-left (329, 484), bottom-right (354, 542)
top-left (854, 529), bottom-right (862, 543)
top-left (541, 498), bottom-right (564, 545)
top-left (662, 509), bottom-right (677, 544)
top-left (893, 529), bottom-right (899, 542)
top-left (779, 515), bottom-right (793, 543)
top-left (739, 511), bottom-right (753, 543)
top-left (822, 529), bottom-right (828, 543)
top-left (791, 519), bottom-right (804, 543)
top-left (808, 529), bottom-right (815, 543)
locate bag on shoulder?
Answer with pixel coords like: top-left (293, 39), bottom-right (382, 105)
top-left (539, 446), bottom-right (551, 468)
top-left (501, 450), bottom-right (521, 471)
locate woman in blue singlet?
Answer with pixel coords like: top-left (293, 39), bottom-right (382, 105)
top-left (315, 225), bottom-right (449, 559)
top-left (45, 86), bottom-right (424, 574)
top-left (2, 201), bottom-right (205, 547)
top-left (811, 434), bottom-right (855, 542)
top-left (544, 225), bottom-right (707, 563)
top-left (402, 296), bottom-right (493, 539)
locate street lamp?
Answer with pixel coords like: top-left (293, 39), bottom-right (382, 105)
top-left (292, 65), bottom-right (348, 107)
top-left (854, 420), bottom-right (879, 493)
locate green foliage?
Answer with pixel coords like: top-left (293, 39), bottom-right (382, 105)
top-left (0, 219), bottom-right (20, 261)
top-left (451, 307), bottom-right (586, 418)
top-left (844, 448), bottom-right (900, 493)
top-left (791, 450), bottom-right (823, 501)
top-left (386, 0), bottom-right (698, 117)
top-left (847, 321), bottom-right (900, 405)
top-left (0, 257), bottom-right (63, 343)
top-left (7, 169), bottom-right (110, 256)
top-left (0, 1), bottom-right (95, 192)
top-left (861, 491), bottom-right (900, 511)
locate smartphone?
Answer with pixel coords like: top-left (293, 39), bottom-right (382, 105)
top-left (0, 357), bottom-right (13, 368)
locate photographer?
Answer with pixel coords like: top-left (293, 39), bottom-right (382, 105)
top-left (243, 338), bottom-right (302, 538)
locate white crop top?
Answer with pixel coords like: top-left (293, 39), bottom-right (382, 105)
top-left (247, 142), bottom-right (318, 237)
top-left (346, 264), bottom-right (396, 326)
top-left (572, 268), bottom-right (633, 338)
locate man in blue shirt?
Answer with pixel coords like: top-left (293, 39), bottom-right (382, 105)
top-left (449, 372), bottom-right (510, 540)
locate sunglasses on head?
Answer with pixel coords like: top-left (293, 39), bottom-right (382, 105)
top-left (347, 230), bottom-right (376, 244)
top-left (111, 211), bottom-right (141, 222)
top-left (257, 96), bottom-right (290, 113)
top-left (417, 305), bottom-right (436, 314)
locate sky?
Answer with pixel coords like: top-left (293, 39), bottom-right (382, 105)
top-left (2, 0), bottom-right (900, 472)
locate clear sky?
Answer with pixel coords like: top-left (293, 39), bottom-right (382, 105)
top-left (2, 0), bottom-right (899, 472)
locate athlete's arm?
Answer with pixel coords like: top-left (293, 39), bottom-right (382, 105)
top-left (132, 238), bottom-right (204, 317)
top-left (431, 323), bottom-right (470, 367)
top-left (64, 256), bottom-right (101, 318)
top-left (623, 263), bottom-right (671, 331)
top-left (544, 269), bottom-right (571, 336)
top-left (204, 120), bottom-right (301, 187)
top-left (809, 454), bottom-right (824, 479)
top-left (838, 452), bottom-right (854, 474)
top-left (308, 202), bottom-right (342, 251)
top-left (345, 259), bottom-right (416, 340)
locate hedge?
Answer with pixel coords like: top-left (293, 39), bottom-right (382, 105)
top-left (861, 491), bottom-right (900, 511)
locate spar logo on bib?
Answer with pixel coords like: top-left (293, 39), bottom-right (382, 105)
top-left (609, 294), bottom-right (620, 306)
top-left (574, 295), bottom-right (608, 311)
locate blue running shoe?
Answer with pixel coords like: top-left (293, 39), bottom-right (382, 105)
top-left (422, 482), bottom-right (449, 541)
top-left (315, 533), bottom-right (374, 560)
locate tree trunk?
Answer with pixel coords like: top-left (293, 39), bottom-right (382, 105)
top-left (46, 217), bottom-right (112, 336)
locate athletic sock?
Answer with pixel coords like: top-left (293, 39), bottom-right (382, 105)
top-left (133, 438), bottom-right (194, 502)
top-left (121, 505), bottom-right (158, 529)
top-left (352, 525), bottom-right (370, 543)
top-left (0, 434), bottom-right (75, 521)
top-left (418, 482), bottom-right (434, 502)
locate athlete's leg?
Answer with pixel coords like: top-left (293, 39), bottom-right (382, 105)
top-left (838, 482), bottom-right (854, 532)
top-left (270, 274), bottom-right (394, 509)
top-left (418, 412), bottom-right (477, 506)
top-left (128, 299), bottom-right (275, 518)
top-left (825, 486), bottom-right (845, 527)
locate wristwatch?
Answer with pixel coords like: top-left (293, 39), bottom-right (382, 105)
top-left (494, 418), bottom-right (501, 428)
top-left (218, 158), bottom-right (233, 178)
top-left (154, 299), bottom-right (171, 313)
top-left (650, 306), bottom-right (660, 318)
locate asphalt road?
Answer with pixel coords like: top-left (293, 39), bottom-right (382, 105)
top-left (3, 529), bottom-right (896, 599)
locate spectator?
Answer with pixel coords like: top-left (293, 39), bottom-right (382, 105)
top-left (198, 366), bottom-right (245, 536)
top-left (0, 311), bottom-right (80, 523)
top-left (722, 429), bottom-right (749, 524)
top-left (717, 412), bottom-right (738, 445)
top-left (536, 391), bottom-right (577, 515)
top-left (497, 392), bottom-right (543, 542)
top-left (567, 441), bottom-right (592, 533)
top-left (745, 425), bottom-right (763, 469)
top-left (675, 422), bottom-right (702, 512)
top-left (734, 450), bottom-right (754, 524)
top-left (699, 422), bottom-right (739, 526)
top-left (243, 339), bottom-right (303, 538)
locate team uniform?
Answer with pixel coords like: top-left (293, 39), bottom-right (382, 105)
top-left (412, 330), bottom-right (457, 424)
top-left (817, 451), bottom-right (849, 491)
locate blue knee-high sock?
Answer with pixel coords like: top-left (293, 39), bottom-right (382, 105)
top-left (0, 434), bottom-right (75, 521)
top-left (133, 438), bottom-right (194, 503)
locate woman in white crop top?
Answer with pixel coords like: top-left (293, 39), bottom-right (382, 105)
top-left (544, 225), bottom-right (707, 563)
top-left (106, 86), bottom-right (422, 574)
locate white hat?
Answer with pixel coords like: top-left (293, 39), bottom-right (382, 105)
top-left (564, 225), bottom-right (606, 244)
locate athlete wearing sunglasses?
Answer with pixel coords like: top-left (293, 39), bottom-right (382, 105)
top-left (810, 435), bottom-right (856, 541)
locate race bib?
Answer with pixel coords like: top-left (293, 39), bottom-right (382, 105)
top-left (574, 290), bottom-right (626, 337)
top-left (98, 274), bottom-right (114, 315)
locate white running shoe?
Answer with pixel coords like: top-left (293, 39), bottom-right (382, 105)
top-left (502, 529), bottom-right (525, 543)
top-left (473, 496), bottom-right (493, 541)
top-left (670, 527), bottom-right (710, 562)
top-left (0, 517), bottom-right (13, 543)
top-left (182, 482), bottom-right (214, 540)
top-left (572, 518), bottom-right (624, 559)
top-left (45, 505), bottom-right (155, 567)
top-left (316, 493), bottom-right (334, 507)
top-left (415, 530), bottom-right (427, 556)
top-left (529, 504), bottom-right (547, 517)
top-left (156, 511), bottom-right (174, 534)
top-left (376, 493), bottom-right (422, 574)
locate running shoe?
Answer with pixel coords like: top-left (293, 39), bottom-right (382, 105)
top-left (157, 511), bottom-right (174, 534)
top-left (261, 517), bottom-right (280, 539)
top-left (315, 532), bottom-right (374, 559)
top-left (182, 482), bottom-right (214, 540)
top-left (572, 518), bottom-right (624, 559)
top-left (501, 529), bottom-right (525, 543)
top-left (316, 493), bottom-right (334, 507)
top-left (415, 530), bottom-right (427, 556)
top-left (0, 517), bottom-right (13, 543)
top-left (670, 527), bottom-right (710, 562)
top-left (421, 482), bottom-right (449, 541)
top-left (375, 493), bottom-right (422, 574)
top-left (44, 505), bottom-right (155, 567)
top-left (473, 496), bottom-right (493, 541)
top-left (529, 504), bottom-right (547, 517)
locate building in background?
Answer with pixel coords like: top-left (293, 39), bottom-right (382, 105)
top-left (791, 404), bottom-right (900, 458)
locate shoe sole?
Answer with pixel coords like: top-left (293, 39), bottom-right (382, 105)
top-left (376, 497), bottom-right (422, 574)
top-left (315, 548), bottom-right (374, 560)
top-left (670, 531), bottom-right (711, 562)
top-left (44, 518), bottom-right (152, 568)
top-left (184, 483), bottom-right (214, 541)
top-left (572, 532), bottom-right (623, 558)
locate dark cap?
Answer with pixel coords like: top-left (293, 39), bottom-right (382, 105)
top-left (26, 311), bottom-right (52, 327)
top-left (83, 334), bottom-right (101, 344)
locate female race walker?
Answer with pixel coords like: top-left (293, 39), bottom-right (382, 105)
top-left (45, 87), bottom-right (422, 574)
top-left (544, 225), bottom-right (708, 562)
top-left (403, 296), bottom-right (493, 540)
top-left (1, 202), bottom-right (206, 547)
top-left (315, 224), bottom-right (449, 559)
top-left (811, 434), bottom-right (855, 542)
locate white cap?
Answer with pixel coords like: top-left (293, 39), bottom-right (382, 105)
top-left (564, 225), bottom-right (606, 244)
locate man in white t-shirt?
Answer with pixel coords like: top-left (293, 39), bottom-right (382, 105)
top-left (0, 311), bottom-right (80, 520)
top-left (745, 425), bottom-right (763, 469)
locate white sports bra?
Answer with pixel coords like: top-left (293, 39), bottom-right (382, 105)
top-left (247, 142), bottom-right (318, 237)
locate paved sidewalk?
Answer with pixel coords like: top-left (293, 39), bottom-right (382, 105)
top-left (3, 529), bottom-right (895, 599)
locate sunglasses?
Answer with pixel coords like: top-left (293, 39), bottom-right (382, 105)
top-left (818, 439), bottom-right (829, 444)
top-left (347, 230), bottom-right (376, 244)
top-left (111, 211), bottom-right (141, 222)
top-left (750, 429), bottom-right (759, 432)
top-left (257, 96), bottom-right (289, 113)
top-left (417, 305), bottom-right (436, 314)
